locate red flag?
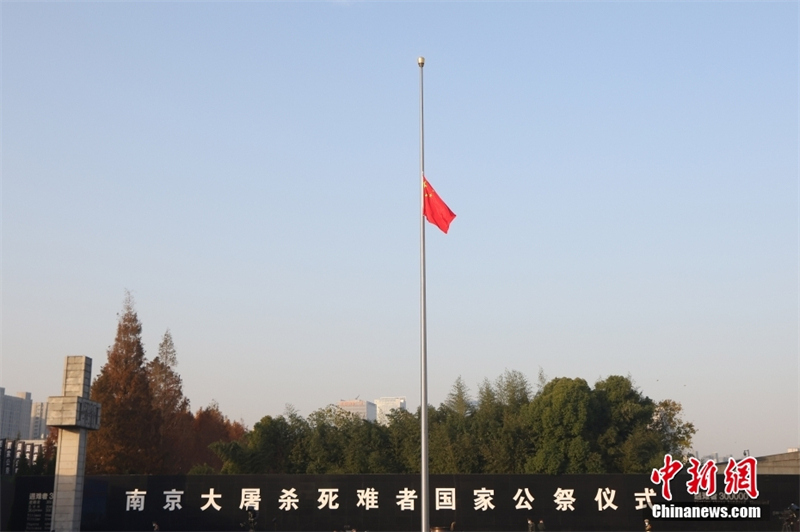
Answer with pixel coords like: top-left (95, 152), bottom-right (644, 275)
top-left (423, 177), bottom-right (456, 233)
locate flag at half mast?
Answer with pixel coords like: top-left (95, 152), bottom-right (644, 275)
top-left (423, 176), bottom-right (456, 233)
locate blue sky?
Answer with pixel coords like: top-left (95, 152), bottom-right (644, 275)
top-left (2, 2), bottom-right (797, 459)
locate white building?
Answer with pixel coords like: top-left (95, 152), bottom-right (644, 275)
top-left (374, 397), bottom-right (407, 425)
top-left (337, 400), bottom-right (377, 422)
top-left (0, 389), bottom-right (33, 440)
top-left (29, 402), bottom-right (49, 440)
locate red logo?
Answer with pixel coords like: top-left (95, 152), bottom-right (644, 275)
top-left (686, 457), bottom-right (718, 496)
top-left (651, 454), bottom-right (759, 500)
top-left (723, 457), bottom-right (759, 498)
top-left (650, 454), bottom-right (683, 500)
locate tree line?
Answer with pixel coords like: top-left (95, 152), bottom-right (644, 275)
top-left (38, 294), bottom-right (696, 476)
top-left (210, 373), bottom-right (694, 475)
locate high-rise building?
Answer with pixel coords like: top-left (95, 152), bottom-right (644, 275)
top-left (337, 400), bottom-right (377, 422)
top-left (373, 397), bottom-right (407, 425)
top-left (29, 402), bottom-right (49, 440)
top-left (0, 389), bottom-right (33, 440)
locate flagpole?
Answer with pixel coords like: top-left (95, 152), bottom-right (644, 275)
top-left (417, 55), bottom-right (430, 532)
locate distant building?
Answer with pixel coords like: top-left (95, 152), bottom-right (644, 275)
top-left (373, 397), bottom-right (407, 425)
top-left (29, 402), bottom-right (49, 440)
top-left (337, 400), bottom-right (377, 422)
top-left (0, 389), bottom-right (33, 440)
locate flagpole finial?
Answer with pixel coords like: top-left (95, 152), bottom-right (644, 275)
top-left (418, 57), bottom-right (425, 67)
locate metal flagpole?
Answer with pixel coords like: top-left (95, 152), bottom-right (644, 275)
top-left (417, 55), bottom-right (430, 532)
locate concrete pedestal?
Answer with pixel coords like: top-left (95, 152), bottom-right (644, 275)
top-left (47, 356), bottom-right (101, 532)
top-left (51, 429), bottom-right (88, 530)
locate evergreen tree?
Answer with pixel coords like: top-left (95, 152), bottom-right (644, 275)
top-left (494, 369), bottom-right (531, 412)
top-left (86, 293), bottom-right (161, 474)
top-left (386, 408), bottom-right (420, 473)
top-left (443, 376), bottom-right (473, 417)
top-left (436, 377), bottom-right (480, 473)
top-left (473, 378), bottom-right (505, 472)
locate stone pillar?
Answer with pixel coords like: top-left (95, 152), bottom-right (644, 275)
top-left (46, 356), bottom-right (101, 532)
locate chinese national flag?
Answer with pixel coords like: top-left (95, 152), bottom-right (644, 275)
top-left (423, 177), bottom-right (456, 233)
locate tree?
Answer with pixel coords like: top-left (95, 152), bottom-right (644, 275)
top-left (443, 376), bottom-right (473, 417)
top-left (86, 292), bottom-right (161, 474)
top-left (467, 373), bottom-right (535, 473)
top-left (591, 377), bottom-right (696, 472)
top-left (649, 399), bottom-right (696, 461)
top-left (186, 401), bottom-right (246, 473)
top-left (212, 414), bottom-right (303, 474)
top-left (385, 408), bottom-right (420, 473)
top-left (523, 377), bottom-right (603, 474)
top-left (339, 416), bottom-right (396, 474)
top-left (435, 377), bottom-right (480, 473)
top-left (170, 368), bottom-right (695, 476)
top-left (39, 427), bottom-right (58, 475)
top-left (494, 369), bottom-right (531, 412)
top-left (593, 375), bottom-right (657, 472)
top-left (147, 329), bottom-right (193, 473)
top-left (283, 404), bottom-right (312, 473)
top-left (302, 406), bottom-right (362, 474)
top-left (473, 378), bottom-right (502, 438)
top-left (148, 330), bottom-right (187, 414)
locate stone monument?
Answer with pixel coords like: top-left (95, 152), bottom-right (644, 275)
top-left (46, 356), bottom-right (101, 532)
